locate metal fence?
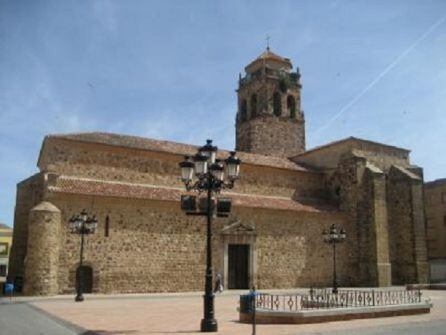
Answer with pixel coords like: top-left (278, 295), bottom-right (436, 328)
top-left (253, 289), bottom-right (422, 311)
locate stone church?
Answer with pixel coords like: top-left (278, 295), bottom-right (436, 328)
top-left (9, 48), bottom-right (428, 295)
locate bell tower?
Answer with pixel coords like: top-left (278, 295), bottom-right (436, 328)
top-left (235, 48), bottom-right (305, 157)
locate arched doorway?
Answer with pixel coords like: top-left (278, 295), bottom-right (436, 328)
top-left (76, 265), bottom-right (93, 293)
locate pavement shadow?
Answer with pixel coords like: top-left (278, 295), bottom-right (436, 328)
top-left (141, 331), bottom-right (201, 334)
top-left (83, 331), bottom-right (200, 334)
top-left (82, 331), bottom-right (139, 335)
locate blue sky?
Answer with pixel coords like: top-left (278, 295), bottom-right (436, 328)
top-left (1, 0), bottom-right (445, 227)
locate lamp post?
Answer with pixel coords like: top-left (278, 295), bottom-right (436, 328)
top-left (322, 224), bottom-right (346, 294)
top-left (179, 139), bottom-right (241, 332)
top-left (68, 209), bottom-right (98, 302)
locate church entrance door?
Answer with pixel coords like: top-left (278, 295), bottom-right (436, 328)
top-left (76, 265), bottom-right (93, 293)
top-left (228, 244), bottom-right (249, 289)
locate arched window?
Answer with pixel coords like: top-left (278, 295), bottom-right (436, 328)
top-left (273, 92), bottom-right (282, 117)
top-left (287, 95), bottom-right (296, 118)
top-left (240, 99), bottom-right (247, 122)
top-left (250, 94), bottom-right (257, 118)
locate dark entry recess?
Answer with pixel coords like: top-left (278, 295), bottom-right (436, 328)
top-left (76, 265), bottom-right (93, 293)
top-left (228, 244), bottom-right (249, 289)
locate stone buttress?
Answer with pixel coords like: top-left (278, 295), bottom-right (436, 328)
top-left (23, 201), bottom-right (61, 295)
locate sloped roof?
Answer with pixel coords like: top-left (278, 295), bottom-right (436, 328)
top-left (294, 136), bottom-right (410, 158)
top-left (245, 48), bottom-right (293, 72)
top-left (48, 176), bottom-right (338, 214)
top-left (425, 178), bottom-right (446, 188)
top-left (39, 132), bottom-right (312, 173)
top-left (254, 48), bottom-right (291, 64)
top-left (0, 223), bottom-right (12, 230)
top-left (31, 201), bottom-right (61, 213)
top-left (392, 165), bottom-right (421, 180)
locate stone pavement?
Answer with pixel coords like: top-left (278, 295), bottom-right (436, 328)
top-left (0, 302), bottom-right (80, 335)
top-left (1, 289), bottom-right (446, 335)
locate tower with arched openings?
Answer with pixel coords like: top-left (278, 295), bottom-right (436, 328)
top-left (235, 47), bottom-right (305, 157)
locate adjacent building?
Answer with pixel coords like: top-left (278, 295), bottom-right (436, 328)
top-left (0, 223), bottom-right (13, 283)
top-left (425, 178), bottom-right (446, 282)
top-left (8, 48), bottom-right (429, 295)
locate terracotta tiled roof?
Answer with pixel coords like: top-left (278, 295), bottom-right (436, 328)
top-left (41, 132), bottom-right (311, 172)
top-left (245, 48), bottom-right (292, 70)
top-left (255, 49), bottom-right (291, 63)
top-left (424, 178), bottom-right (446, 188)
top-left (48, 176), bottom-right (338, 213)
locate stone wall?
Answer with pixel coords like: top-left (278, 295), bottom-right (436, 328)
top-left (52, 195), bottom-right (207, 293)
top-left (357, 166), bottom-right (391, 286)
top-left (37, 138), bottom-right (323, 199)
top-left (41, 192), bottom-right (353, 294)
top-left (424, 179), bottom-right (446, 259)
top-left (410, 181), bottom-right (429, 283)
top-left (327, 155), bottom-right (391, 286)
top-left (243, 208), bottom-right (356, 288)
top-left (8, 173), bottom-right (45, 282)
top-left (387, 166), bottom-right (429, 284)
top-left (236, 116), bottom-right (305, 158)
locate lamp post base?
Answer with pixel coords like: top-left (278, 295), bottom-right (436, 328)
top-left (75, 293), bottom-right (84, 302)
top-left (200, 318), bottom-right (218, 332)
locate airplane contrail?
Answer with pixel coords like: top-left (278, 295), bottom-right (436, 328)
top-left (314, 13), bottom-right (446, 135)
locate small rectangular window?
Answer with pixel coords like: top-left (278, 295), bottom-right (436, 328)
top-left (0, 242), bottom-right (8, 256)
top-left (0, 265), bottom-right (6, 277)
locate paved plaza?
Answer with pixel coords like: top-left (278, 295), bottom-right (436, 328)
top-left (1, 289), bottom-right (446, 335)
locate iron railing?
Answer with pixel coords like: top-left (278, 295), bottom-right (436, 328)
top-left (253, 289), bottom-right (422, 311)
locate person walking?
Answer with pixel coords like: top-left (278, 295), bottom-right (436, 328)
top-left (214, 274), bottom-right (223, 293)
top-left (4, 280), bottom-right (14, 300)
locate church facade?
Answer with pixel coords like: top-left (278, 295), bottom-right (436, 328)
top-left (9, 49), bottom-right (428, 295)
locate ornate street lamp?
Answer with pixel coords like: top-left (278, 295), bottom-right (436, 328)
top-left (179, 139), bottom-right (241, 332)
top-left (68, 209), bottom-right (98, 302)
top-left (322, 224), bottom-right (346, 294)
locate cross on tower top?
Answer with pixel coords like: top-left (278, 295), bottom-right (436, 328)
top-left (266, 34), bottom-right (271, 51)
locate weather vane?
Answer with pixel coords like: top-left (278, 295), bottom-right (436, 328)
top-left (266, 34), bottom-right (271, 50)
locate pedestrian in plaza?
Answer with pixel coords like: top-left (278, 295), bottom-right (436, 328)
top-left (4, 280), bottom-right (14, 300)
top-left (214, 273), bottom-right (223, 293)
